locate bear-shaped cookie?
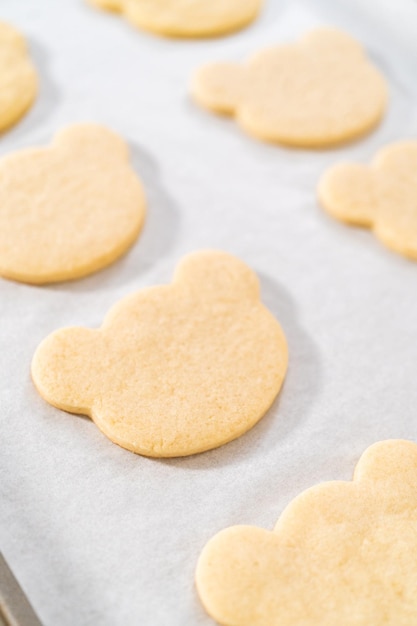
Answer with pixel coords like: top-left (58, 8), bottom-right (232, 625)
top-left (89, 0), bottom-right (262, 38)
top-left (318, 140), bottom-right (417, 260)
top-left (197, 439), bottom-right (417, 626)
top-left (31, 251), bottom-right (288, 457)
top-left (0, 124), bottom-right (146, 284)
top-left (191, 28), bottom-right (388, 147)
top-left (0, 22), bottom-right (37, 132)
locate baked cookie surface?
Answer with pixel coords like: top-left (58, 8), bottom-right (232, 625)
top-left (0, 124), bottom-right (146, 284)
top-left (191, 28), bottom-right (387, 147)
top-left (197, 440), bottom-right (417, 625)
top-left (89, 0), bottom-right (262, 38)
top-left (319, 140), bottom-right (417, 260)
top-left (0, 21), bottom-right (37, 132)
top-left (32, 251), bottom-right (288, 457)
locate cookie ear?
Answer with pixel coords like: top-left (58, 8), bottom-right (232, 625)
top-left (174, 250), bottom-right (259, 301)
top-left (53, 124), bottom-right (129, 162)
top-left (318, 162), bottom-right (378, 226)
top-left (372, 140), bottom-right (417, 172)
top-left (0, 22), bottom-right (27, 53)
top-left (303, 28), bottom-right (364, 59)
top-left (89, 0), bottom-right (122, 11)
top-left (32, 327), bottom-right (99, 415)
top-left (196, 526), bottom-right (272, 626)
top-left (353, 440), bottom-right (417, 487)
top-left (191, 62), bottom-right (246, 114)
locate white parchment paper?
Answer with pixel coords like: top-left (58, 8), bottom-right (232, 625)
top-left (1, 1), bottom-right (417, 624)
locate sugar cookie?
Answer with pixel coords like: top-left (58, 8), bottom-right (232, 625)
top-left (32, 251), bottom-right (288, 457)
top-left (0, 124), bottom-right (146, 284)
top-left (0, 22), bottom-right (37, 132)
top-left (89, 0), bottom-right (262, 38)
top-left (318, 140), bottom-right (417, 260)
top-left (191, 28), bottom-right (387, 147)
top-left (197, 439), bottom-right (417, 626)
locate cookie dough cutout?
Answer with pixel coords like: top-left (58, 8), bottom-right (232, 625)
top-left (32, 251), bottom-right (288, 457)
top-left (319, 141), bottom-right (417, 260)
top-left (88, 0), bottom-right (263, 38)
top-left (191, 28), bottom-right (388, 147)
top-left (0, 22), bottom-right (37, 132)
top-left (197, 439), bottom-right (417, 626)
top-left (0, 124), bottom-right (146, 284)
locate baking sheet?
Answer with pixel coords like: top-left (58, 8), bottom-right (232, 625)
top-left (1, 1), bottom-right (417, 624)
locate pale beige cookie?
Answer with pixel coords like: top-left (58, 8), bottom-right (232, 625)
top-left (0, 124), bottom-right (146, 284)
top-left (191, 28), bottom-right (388, 147)
top-left (319, 141), bottom-right (417, 260)
top-left (88, 0), bottom-right (262, 38)
top-left (0, 22), bottom-right (37, 132)
top-left (197, 439), bottom-right (417, 626)
top-left (31, 251), bottom-right (288, 457)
